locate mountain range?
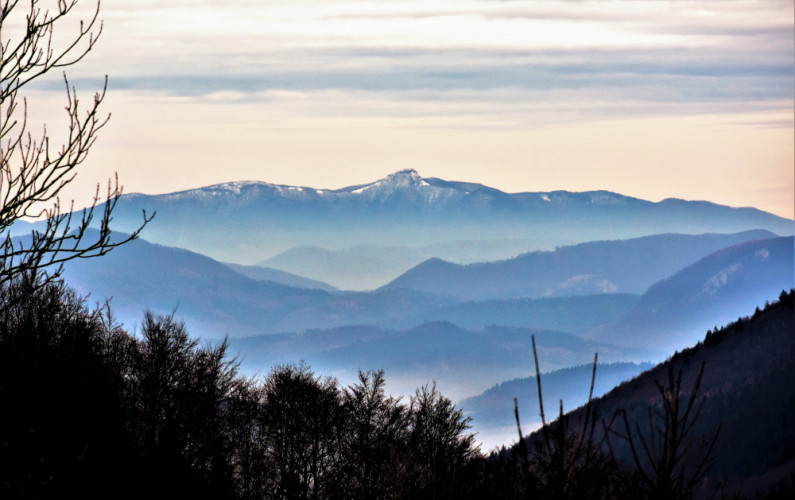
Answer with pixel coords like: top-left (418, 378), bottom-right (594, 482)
top-left (59, 231), bottom-right (636, 339)
top-left (5, 163), bottom-right (795, 493)
top-left (59, 230), bottom-right (790, 348)
top-left (88, 170), bottom-right (793, 288)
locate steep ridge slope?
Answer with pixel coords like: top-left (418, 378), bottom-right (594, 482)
top-left (587, 236), bottom-right (794, 352)
top-left (519, 290), bottom-right (795, 497)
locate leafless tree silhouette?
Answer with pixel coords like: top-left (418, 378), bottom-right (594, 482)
top-left (0, 0), bottom-right (151, 289)
top-left (610, 361), bottom-right (721, 500)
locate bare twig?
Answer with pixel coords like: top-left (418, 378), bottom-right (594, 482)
top-left (0, 0), bottom-right (151, 296)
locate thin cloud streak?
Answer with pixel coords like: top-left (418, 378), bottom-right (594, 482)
top-left (32, 0), bottom-right (788, 121)
top-left (61, 1), bottom-right (792, 79)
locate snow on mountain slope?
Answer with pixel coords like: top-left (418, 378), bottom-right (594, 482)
top-left (339, 169), bottom-right (466, 205)
top-left (122, 169), bottom-right (643, 209)
top-left (104, 169), bottom-right (794, 267)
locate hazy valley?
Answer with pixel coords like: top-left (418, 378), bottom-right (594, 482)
top-left (7, 169), bottom-right (795, 496)
top-left (47, 170), bottom-right (794, 454)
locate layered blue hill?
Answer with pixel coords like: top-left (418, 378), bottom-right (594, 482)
top-left (586, 236), bottom-right (794, 352)
top-left (382, 230), bottom-right (779, 300)
top-left (57, 232), bottom-right (637, 338)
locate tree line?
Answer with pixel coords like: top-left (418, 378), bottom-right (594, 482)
top-left (11, 275), bottom-right (791, 499)
top-left (0, 272), bottom-right (482, 499)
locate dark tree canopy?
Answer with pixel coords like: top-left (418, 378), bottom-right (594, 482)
top-left (0, 276), bottom-right (482, 499)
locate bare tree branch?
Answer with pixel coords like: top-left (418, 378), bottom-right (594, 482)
top-left (0, 0), bottom-right (152, 295)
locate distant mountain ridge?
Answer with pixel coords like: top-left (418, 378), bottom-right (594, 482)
top-left (58, 231), bottom-right (638, 339)
top-left (382, 230), bottom-right (780, 300)
top-left (97, 169), bottom-right (793, 267)
top-left (122, 169), bottom-right (633, 209)
top-left (586, 235), bottom-right (795, 352)
top-left (123, 169), bottom-right (779, 214)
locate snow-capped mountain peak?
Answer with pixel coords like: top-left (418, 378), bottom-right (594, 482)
top-left (340, 169), bottom-right (465, 205)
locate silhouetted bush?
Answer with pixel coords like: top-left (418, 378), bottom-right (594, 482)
top-left (0, 275), bottom-right (480, 499)
top-left (0, 274), bottom-right (137, 499)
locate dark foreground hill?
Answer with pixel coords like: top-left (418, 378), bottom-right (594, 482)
top-left (507, 290), bottom-right (795, 498)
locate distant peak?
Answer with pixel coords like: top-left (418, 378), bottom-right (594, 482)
top-left (376, 169), bottom-right (422, 183)
top-left (394, 168), bottom-right (420, 176)
top-left (382, 169), bottom-right (424, 186)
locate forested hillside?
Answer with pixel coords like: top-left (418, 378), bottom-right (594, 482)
top-left (490, 289), bottom-right (795, 499)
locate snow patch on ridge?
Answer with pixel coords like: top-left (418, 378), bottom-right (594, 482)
top-left (700, 263), bottom-right (743, 297)
top-left (127, 170), bottom-right (640, 212)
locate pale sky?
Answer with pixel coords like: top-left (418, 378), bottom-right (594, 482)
top-left (15, 0), bottom-right (795, 218)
